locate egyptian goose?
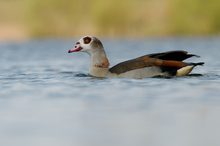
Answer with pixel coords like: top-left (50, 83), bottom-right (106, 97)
top-left (68, 36), bottom-right (204, 78)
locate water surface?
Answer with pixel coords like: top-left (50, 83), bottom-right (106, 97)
top-left (0, 37), bottom-right (220, 146)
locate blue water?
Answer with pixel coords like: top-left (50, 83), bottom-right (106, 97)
top-left (0, 37), bottom-right (220, 146)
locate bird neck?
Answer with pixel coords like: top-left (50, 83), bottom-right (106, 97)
top-left (89, 49), bottom-right (110, 77)
top-left (90, 49), bottom-right (109, 68)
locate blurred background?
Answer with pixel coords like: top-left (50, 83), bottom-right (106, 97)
top-left (1, 1), bottom-right (220, 146)
top-left (1, 0), bottom-right (220, 40)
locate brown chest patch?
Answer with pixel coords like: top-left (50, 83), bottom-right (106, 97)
top-left (94, 58), bottom-right (109, 68)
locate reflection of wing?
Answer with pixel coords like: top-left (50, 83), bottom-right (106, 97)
top-left (109, 51), bottom-right (196, 74)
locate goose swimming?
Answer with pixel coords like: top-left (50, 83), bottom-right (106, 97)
top-left (68, 36), bottom-right (204, 78)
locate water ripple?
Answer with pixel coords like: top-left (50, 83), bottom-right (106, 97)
top-left (0, 39), bottom-right (220, 146)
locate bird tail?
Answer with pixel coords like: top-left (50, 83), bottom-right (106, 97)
top-left (176, 62), bottom-right (204, 76)
top-left (189, 62), bottom-right (205, 67)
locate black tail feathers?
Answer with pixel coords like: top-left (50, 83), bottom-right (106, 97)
top-left (188, 54), bottom-right (200, 58)
top-left (189, 62), bottom-right (205, 66)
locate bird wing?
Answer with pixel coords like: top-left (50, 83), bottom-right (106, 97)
top-left (109, 50), bottom-right (195, 74)
top-left (146, 50), bottom-right (199, 61)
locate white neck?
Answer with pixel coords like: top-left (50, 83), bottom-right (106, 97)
top-left (88, 49), bottom-right (110, 77)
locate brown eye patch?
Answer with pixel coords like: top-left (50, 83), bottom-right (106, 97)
top-left (83, 37), bottom-right (92, 44)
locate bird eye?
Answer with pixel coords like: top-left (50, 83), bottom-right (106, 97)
top-left (83, 37), bottom-right (92, 44)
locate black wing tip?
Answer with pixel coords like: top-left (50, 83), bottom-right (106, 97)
top-left (191, 62), bottom-right (205, 66)
top-left (197, 62), bottom-right (205, 66)
top-left (188, 54), bottom-right (200, 58)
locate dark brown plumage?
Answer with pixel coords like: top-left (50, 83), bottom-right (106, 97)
top-left (109, 50), bottom-right (204, 75)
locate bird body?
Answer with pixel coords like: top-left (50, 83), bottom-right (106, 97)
top-left (68, 36), bottom-right (204, 79)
